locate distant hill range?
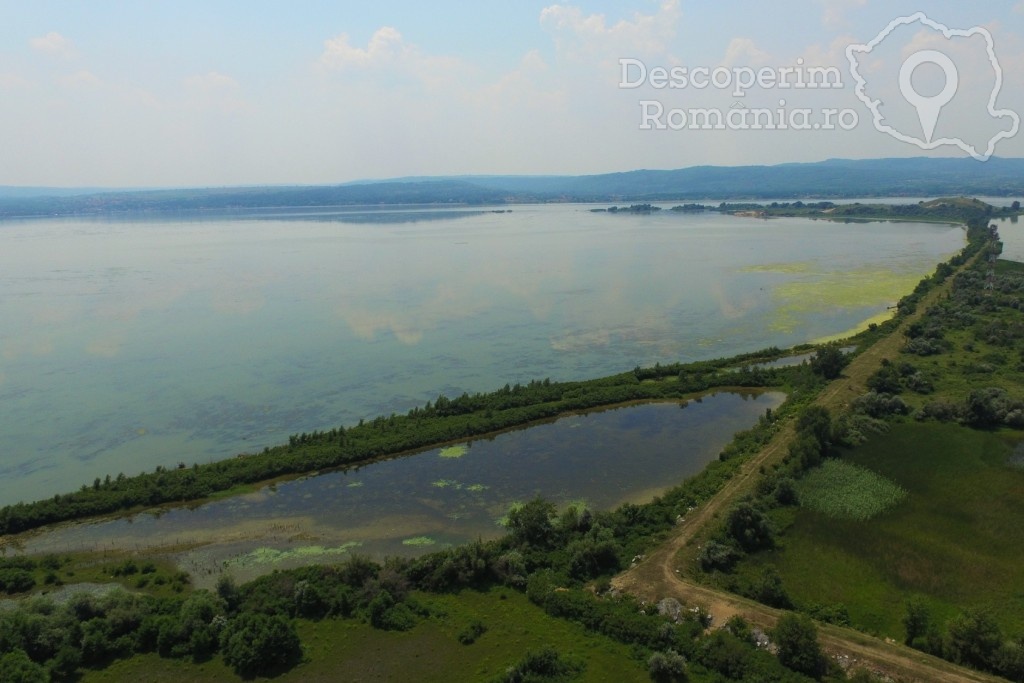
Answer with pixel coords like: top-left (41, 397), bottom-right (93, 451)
top-left (1, 157), bottom-right (1023, 217)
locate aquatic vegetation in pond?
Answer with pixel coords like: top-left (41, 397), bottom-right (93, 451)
top-left (439, 444), bottom-right (469, 459)
top-left (432, 479), bottom-right (489, 491)
top-left (740, 261), bottom-right (816, 275)
top-left (402, 536), bottom-right (436, 546)
top-left (429, 476), bottom-right (489, 491)
top-left (19, 394), bottom-right (787, 575)
top-left (225, 542), bottom-right (362, 567)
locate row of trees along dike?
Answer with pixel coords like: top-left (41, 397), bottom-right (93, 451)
top-left (0, 207), bottom-right (994, 537)
top-left (698, 221), bottom-right (1024, 682)
top-left (0, 347), bottom-right (804, 537)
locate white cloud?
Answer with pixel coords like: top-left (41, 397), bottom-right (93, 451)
top-left (800, 34), bottom-right (859, 71)
top-left (184, 71), bottom-right (240, 91)
top-left (317, 25), bottom-right (474, 93)
top-left (59, 69), bottom-right (101, 88)
top-left (721, 38), bottom-right (769, 68)
top-left (819, 0), bottom-right (867, 29)
top-left (475, 50), bottom-right (559, 105)
top-left (540, 0), bottom-right (681, 62)
top-left (182, 71), bottom-right (249, 114)
top-left (320, 26), bottom-right (405, 69)
top-left (30, 31), bottom-right (76, 58)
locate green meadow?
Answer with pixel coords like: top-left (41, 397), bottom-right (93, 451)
top-left (82, 588), bottom-right (651, 683)
top-left (745, 422), bottom-right (1024, 639)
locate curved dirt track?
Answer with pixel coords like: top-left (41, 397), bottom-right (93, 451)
top-left (612, 253), bottom-right (1004, 682)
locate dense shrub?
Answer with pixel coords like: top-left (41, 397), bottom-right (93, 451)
top-left (916, 400), bottom-right (963, 422)
top-left (698, 540), bottom-right (741, 572)
top-left (492, 646), bottom-right (583, 683)
top-left (0, 569), bottom-right (36, 595)
top-left (851, 392), bottom-right (910, 419)
top-left (220, 613), bottom-right (302, 678)
top-left (772, 613), bottom-right (823, 678)
top-left (647, 649), bottom-right (688, 682)
top-left (725, 503), bottom-right (774, 552)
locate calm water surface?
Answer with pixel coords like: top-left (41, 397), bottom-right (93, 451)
top-left (0, 205), bottom-right (963, 505)
top-left (19, 392), bottom-right (783, 584)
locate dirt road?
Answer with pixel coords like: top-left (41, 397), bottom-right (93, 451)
top-left (612, 254), bottom-right (1003, 681)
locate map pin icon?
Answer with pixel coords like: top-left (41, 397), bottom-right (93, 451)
top-left (899, 50), bottom-right (958, 143)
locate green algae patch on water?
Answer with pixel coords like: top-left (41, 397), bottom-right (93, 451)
top-left (740, 261), bottom-right (817, 275)
top-left (402, 536), bottom-right (436, 547)
top-left (743, 262), bottom-right (928, 335)
top-left (439, 444), bottom-right (468, 459)
top-left (432, 479), bottom-right (488, 490)
top-left (225, 542), bottom-right (362, 568)
top-left (811, 309), bottom-right (894, 345)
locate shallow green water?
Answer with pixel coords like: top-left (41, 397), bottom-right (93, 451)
top-left (0, 205), bottom-right (963, 505)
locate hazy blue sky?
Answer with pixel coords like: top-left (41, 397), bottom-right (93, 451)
top-left (2, 1), bottom-right (1023, 186)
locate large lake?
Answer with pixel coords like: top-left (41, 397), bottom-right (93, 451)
top-left (0, 205), bottom-right (964, 506)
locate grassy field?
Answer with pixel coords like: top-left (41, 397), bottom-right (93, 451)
top-left (82, 587), bottom-right (654, 682)
top-left (742, 422), bottom-right (1024, 640)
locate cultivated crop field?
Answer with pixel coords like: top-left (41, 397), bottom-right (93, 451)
top-left (744, 422), bottom-right (1024, 639)
top-left (794, 459), bottom-right (907, 521)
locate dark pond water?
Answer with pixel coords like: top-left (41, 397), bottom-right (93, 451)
top-left (19, 390), bottom-right (784, 585)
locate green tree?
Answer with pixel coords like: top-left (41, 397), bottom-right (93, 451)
top-left (496, 646), bottom-right (583, 682)
top-left (902, 597), bottom-right (931, 647)
top-left (964, 388), bottom-right (1009, 427)
top-left (220, 613), bottom-right (302, 678)
top-left (697, 630), bottom-right (751, 679)
top-left (506, 497), bottom-right (557, 549)
top-left (810, 345), bottom-right (847, 379)
top-left (788, 434), bottom-right (824, 471)
top-left (726, 502), bottom-right (774, 552)
top-left (750, 567), bottom-right (791, 609)
top-left (772, 613), bottom-right (823, 678)
top-left (0, 568), bottom-right (36, 595)
top-left (648, 649), bottom-right (688, 682)
top-left (46, 645), bottom-right (82, 680)
top-left (796, 405), bottom-right (832, 451)
top-left (0, 649), bottom-right (47, 683)
top-left (79, 618), bottom-right (115, 666)
top-left (946, 608), bottom-right (1003, 671)
top-left (866, 363), bottom-right (903, 394)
